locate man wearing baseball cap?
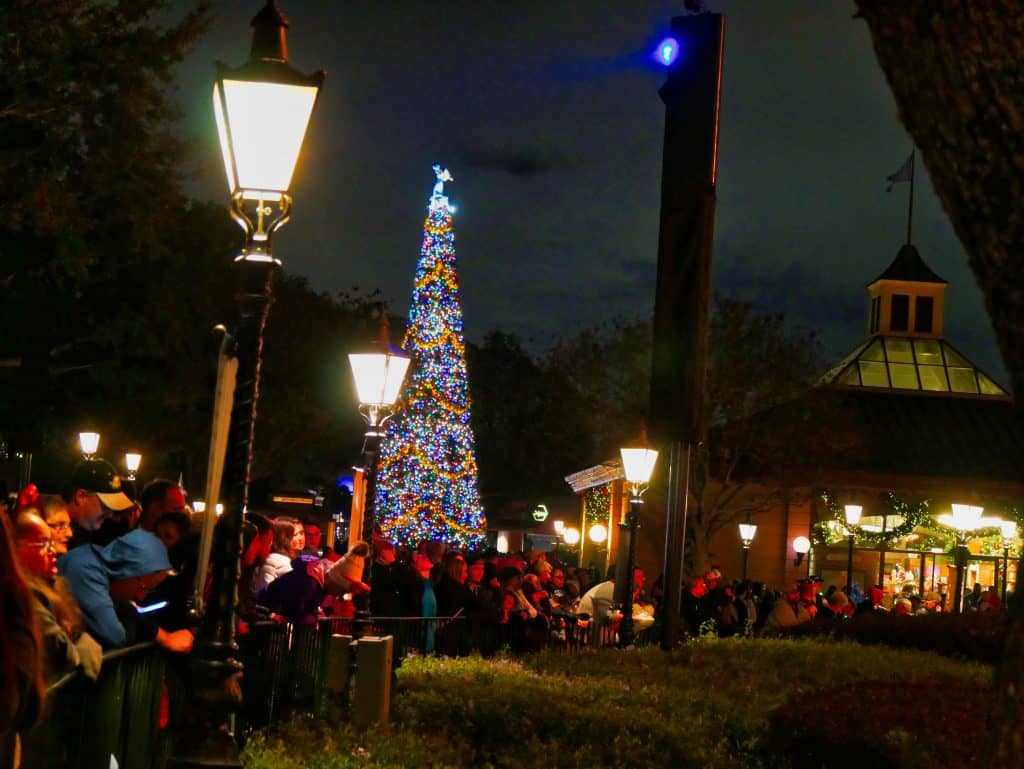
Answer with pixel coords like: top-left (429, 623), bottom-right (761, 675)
top-left (63, 459), bottom-right (137, 550)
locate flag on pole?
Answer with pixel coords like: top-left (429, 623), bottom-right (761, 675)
top-left (886, 152), bottom-right (914, 192)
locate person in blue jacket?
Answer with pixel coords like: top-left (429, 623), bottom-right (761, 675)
top-left (58, 529), bottom-right (194, 653)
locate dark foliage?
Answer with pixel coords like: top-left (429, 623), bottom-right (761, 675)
top-left (768, 678), bottom-right (990, 769)
top-left (787, 611), bottom-right (1008, 663)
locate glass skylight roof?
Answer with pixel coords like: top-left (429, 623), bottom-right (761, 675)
top-left (821, 337), bottom-right (1007, 397)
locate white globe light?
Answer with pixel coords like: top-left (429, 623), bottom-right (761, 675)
top-left (589, 523), bottom-right (608, 544)
top-left (563, 527), bottom-right (581, 546)
top-left (792, 536), bottom-right (811, 555)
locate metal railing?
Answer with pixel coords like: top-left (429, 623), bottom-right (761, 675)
top-left (4, 612), bottom-right (659, 767)
top-left (16, 643), bottom-right (166, 769)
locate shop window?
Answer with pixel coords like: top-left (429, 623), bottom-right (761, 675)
top-left (915, 296), bottom-right (934, 333)
top-left (891, 294), bottom-right (910, 331)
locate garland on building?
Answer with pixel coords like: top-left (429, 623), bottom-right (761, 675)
top-left (818, 492), bottom-right (1024, 556)
top-left (584, 483), bottom-right (612, 528)
top-left (373, 166), bottom-right (486, 548)
top-left (817, 490), bottom-right (940, 546)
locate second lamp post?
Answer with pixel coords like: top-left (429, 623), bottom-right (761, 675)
top-left (618, 446), bottom-right (658, 648)
top-left (738, 522), bottom-right (757, 581)
top-left (844, 504), bottom-right (862, 592)
top-left (348, 315), bottom-right (410, 588)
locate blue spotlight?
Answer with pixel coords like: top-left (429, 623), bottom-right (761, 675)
top-left (655, 36), bottom-right (680, 67)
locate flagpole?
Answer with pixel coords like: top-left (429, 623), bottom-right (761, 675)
top-left (907, 149), bottom-right (915, 244)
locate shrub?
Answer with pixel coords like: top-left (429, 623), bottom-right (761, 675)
top-left (786, 611), bottom-right (1007, 662)
top-left (767, 678), bottom-right (991, 769)
top-left (242, 640), bottom-right (990, 769)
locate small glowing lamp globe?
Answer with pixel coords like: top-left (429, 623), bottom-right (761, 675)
top-left (655, 36), bottom-right (680, 67)
top-left (589, 523), bottom-right (608, 544)
top-left (563, 527), bottom-right (581, 546)
top-left (792, 536), bottom-right (811, 555)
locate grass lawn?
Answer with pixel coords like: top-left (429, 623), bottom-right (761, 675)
top-left (241, 639), bottom-right (991, 769)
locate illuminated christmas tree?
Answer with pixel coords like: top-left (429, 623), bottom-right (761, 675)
top-left (373, 165), bottom-right (486, 548)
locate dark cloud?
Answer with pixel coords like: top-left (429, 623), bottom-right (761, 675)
top-left (456, 143), bottom-right (577, 179)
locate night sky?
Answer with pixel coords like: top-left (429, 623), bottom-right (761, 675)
top-left (172, 0), bottom-right (1007, 385)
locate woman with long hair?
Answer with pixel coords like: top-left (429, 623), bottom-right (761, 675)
top-left (0, 511), bottom-right (44, 768)
top-left (252, 517), bottom-right (300, 596)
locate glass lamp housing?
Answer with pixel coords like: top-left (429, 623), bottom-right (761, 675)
top-left (349, 350), bottom-right (411, 408)
top-left (619, 447), bottom-right (659, 485)
top-left (79, 432), bottom-right (100, 457)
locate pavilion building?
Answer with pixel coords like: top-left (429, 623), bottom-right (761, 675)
top-left (708, 243), bottom-right (1024, 606)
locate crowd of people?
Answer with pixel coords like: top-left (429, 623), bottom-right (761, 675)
top-left (2, 456), bottom-right (1005, 763)
top-left (236, 519), bottom-right (657, 656)
top-left (674, 567), bottom-right (991, 638)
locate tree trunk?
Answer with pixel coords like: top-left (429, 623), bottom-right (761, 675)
top-left (854, 3), bottom-right (1024, 765)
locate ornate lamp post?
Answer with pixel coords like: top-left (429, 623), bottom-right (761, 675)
top-left (618, 446), bottom-right (658, 648)
top-left (843, 504), bottom-right (862, 592)
top-left (941, 503), bottom-right (984, 613)
top-left (187, 2), bottom-right (322, 763)
top-left (738, 522), bottom-right (757, 581)
top-left (348, 315), bottom-right (410, 586)
top-left (78, 431), bottom-right (100, 460)
top-left (1000, 520), bottom-right (1017, 605)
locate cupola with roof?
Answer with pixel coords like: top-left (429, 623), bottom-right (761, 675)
top-left (820, 244), bottom-right (1007, 397)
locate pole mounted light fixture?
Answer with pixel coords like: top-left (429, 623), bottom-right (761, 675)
top-left (195, 3), bottom-right (324, 762)
top-left (741, 524), bottom-right (757, 548)
top-left (617, 446), bottom-right (658, 648)
top-left (213, 0), bottom-right (324, 264)
top-left (349, 309), bottom-right (410, 589)
top-left (563, 527), bottom-right (581, 546)
top-left (738, 522), bottom-right (757, 582)
top-left (939, 503), bottom-right (985, 613)
top-left (1000, 520), bottom-right (1017, 606)
top-left (843, 504), bottom-right (862, 593)
top-left (78, 432), bottom-right (100, 460)
top-left (124, 452), bottom-right (142, 480)
top-left (348, 314), bottom-right (411, 436)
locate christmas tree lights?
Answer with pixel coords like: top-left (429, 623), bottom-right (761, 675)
top-left (373, 165), bottom-right (486, 548)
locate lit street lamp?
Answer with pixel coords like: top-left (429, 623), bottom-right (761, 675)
top-left (124, 452), bottom-right (142, 481)
top-left (738, 522), bottom-right (757, 581)
top-left (563, 527), bottom-right (581, 546)
top-left (1000, 520), bottom-right (1017, 606)
top-left (843, 504), bottom-right (862, 592)
top-left (349, 312), bottom-right (410, 588)
top-left (195, 1), bottom-right (322, 762)
top-left (78, 431), bottom-right (100, 460)
top-left (939, 503), bottom-right (984, 613)
top-left (618, 446), bottom-right (658, 648)
top-left (588, 523), bottom-right (609, 545)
